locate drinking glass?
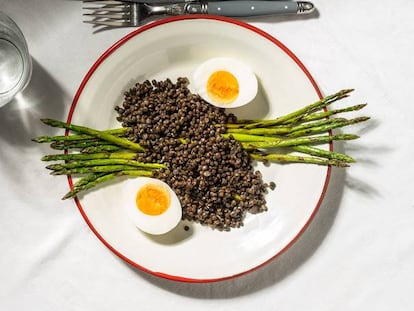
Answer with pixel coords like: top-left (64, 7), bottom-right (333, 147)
top-left (0, 12), bottom-right (32, 107)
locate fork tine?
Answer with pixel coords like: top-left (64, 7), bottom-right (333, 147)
top-left (82, 1), bottom-right (141, 27)
top-left (83, 13), bottom-right (129, 19)
top-left (82, 0), bottom-right (126, 5)
top-left (83, 20), bottom-right (131, 27)
top-left (82, 1), bottom-right (129, 20)
top-left (83, 6), bottom-right (128, 12)
top-left (83, 13), bottom-right (128, 21)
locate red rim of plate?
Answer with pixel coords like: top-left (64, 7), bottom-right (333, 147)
top-left (65, 15), bottom-right (331, 283)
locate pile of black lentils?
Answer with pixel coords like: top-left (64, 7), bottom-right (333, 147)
top-left (115, 78), bottom-right (269, 231)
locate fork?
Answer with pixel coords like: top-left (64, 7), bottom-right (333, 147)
top-left (82, 0), bottom-right (315, 27)
top-left (83, 1), bottom-right (191, 27)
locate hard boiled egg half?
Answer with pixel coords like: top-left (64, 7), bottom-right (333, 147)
top-left (193, 57), bottom-right (258, 108)
top-left (124, 177), bottom-right (182, 235)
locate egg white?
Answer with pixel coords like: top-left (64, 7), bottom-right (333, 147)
top-left (123, 177), bottom-right (182, 235)
top-left (193, 57), bottom-right (258, 108)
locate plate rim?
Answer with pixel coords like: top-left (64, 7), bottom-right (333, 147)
top-left (66, 15), bottom-right (331, 283)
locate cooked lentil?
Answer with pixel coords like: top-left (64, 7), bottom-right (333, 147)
top-left (115, 78), bottom-right (268, 231)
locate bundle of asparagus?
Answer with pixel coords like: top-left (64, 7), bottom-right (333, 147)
top-left (33, 119), bottom-right (167, 199)
top-left (33, 89), bottom-right (369, 200)
top-left (224, 89), bottom-right (369, 167)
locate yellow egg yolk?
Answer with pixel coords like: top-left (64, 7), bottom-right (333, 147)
top-left (206, 70), bottom-right (239, 104)
top-left (136, 183), bottom-right (170, 216)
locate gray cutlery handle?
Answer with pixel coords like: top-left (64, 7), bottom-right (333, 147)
top-left (115, 0), bottom-right (185, 2)
top-left (207, 1), bottom-right (298, 16)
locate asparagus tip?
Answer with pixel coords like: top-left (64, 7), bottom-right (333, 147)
top-left (359, 116), bottom-right (371, 122)
top-left (40, 118), bottom-right (53, 124)
top-left (356, 103), bottom-right (368, 110)
top-left (341, 88), bottom-right (355, 94)
top-left (334, 134), bottom-right (360, 140)
top-left (336, 162), bottom-right (350, 168)
top-left (61, 192), bottom-right (74, 200)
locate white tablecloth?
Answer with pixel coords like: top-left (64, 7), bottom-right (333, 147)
top-left (1, 1), bottom-right (413, 310)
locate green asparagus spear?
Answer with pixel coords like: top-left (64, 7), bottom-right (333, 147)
top-left (46, 159), bottom-right (166, 170)
top-left (50, 165), bottom-right (142, 175)
top-left (72, 173), bottom-right (108, 188)
top-left (62, 170), bottom-right (153, 200)
top-left (222, 133), bottom-right (279, 142)
top-left (250, 153), bottom-right (349, 167)
top-left (240, 134), bottom-right (359, 149)
top-left (226, 126), bottom-right (292, 135)
top-left (40, 119), bottom-right (144, 152)
top-left (50, 140), bottom-right (114, 150)
top-left (32, 128), bottom-right (130, 143)
top-left (287, 117), bottom-right (370, 138)
top-left (225, 117), bottom-right (367, 136)
top-left (300, 104), bottom-right (368, 122)
top-left (290, 145), bottom-right (356, 163)
top-left (81, 145), bottom-right (124, 153)
top-left (41, 152), bottom-right (138, 161)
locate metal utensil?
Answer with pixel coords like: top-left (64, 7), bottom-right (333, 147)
top-left (82, 0), bottom-right (294, 3)
top-left (83, 0), bottom-right (188, 4)
top-left (82, 0), bottom-right (315, 27)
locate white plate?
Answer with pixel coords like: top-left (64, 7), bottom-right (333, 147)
top-left (68, 16), bottom-right (330, 282)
